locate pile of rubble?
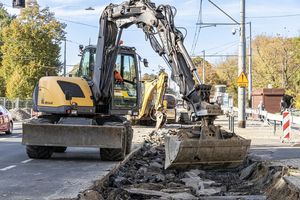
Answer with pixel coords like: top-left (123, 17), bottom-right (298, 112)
top-left (75, 129), bottom-right (298, 200)
top-left (9, 108), bottom-right (31, 121)
top-left (91, 142), bottom-right (267, 200)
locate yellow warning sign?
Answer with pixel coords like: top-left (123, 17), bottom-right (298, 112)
top-left (237, 72), bottom-right (248, 87)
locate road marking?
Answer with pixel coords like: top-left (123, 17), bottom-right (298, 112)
top-left (0, 138), bottom-right (6, 141)
top-left (0, 165), bottom-right (16, 171)
top-left (21, 159), bottom-right (33, 164)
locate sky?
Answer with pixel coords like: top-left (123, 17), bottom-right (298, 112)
top-left (1, 0), bottom-right (300, 87)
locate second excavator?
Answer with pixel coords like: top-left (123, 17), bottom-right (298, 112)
top-left (22, 0), bottom-right (250, 169)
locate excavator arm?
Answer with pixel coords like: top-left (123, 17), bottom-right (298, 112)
top-left (17, 0), bottom-right (250, 169)
top-left (92, 0), bottom-right (221, 120)
top-left (90, 0), bottom-right (250, 169)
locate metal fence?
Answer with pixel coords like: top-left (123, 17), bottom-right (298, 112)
top-left (0, 97), bottom-right (33, 110)
top-left (223, 106), bottom-right (300, 125)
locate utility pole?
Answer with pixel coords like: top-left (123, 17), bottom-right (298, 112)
top-left (248, 22), bottom-right (252, 108)
top-left (64, 38), bottom-right (67, 77)
top-left (202, 50), bottom-right (206, 84)
top-left (238, 0), bottom-right (246, 128)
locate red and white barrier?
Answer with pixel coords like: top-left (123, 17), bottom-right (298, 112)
top-left (282, 111), bottom-right (291, 142)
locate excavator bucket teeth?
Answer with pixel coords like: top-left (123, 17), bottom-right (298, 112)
top-left (164, 135), bottom-right (251, 170)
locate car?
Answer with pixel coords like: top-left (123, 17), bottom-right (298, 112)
top-left (0, 105), bottom-right (13, 135)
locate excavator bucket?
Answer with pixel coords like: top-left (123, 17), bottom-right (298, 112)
top-left (165, 135), bottom-right (251, 169)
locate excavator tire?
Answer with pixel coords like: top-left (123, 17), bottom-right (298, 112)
top-left (26, 145), bottom-right (54, 159)
top-left (100, 121), bottom-right (127, 161)
top-left (101, 148), bottom-right (125, 161)
top-left (53, 147), bottom-right (67, 153)
top-left (25, 117), bottom-right (56, 159)
top-left (124, 121), bottom-right (133, 154)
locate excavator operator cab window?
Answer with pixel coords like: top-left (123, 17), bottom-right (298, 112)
top-left (77, 47), bottom-right (96, 80)
top-left (113, 53), bottom-right (138, 108)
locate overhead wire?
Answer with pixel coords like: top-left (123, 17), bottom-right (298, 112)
top-left (209, 41), bottom-right (238, 56)
top-left (248, 13), bottom-right (300, 19)
top-left (190, 0), bottom-right (203, 55)
top-left (203, 40), bottom-right (239, 52)
top-left (56, 17), bottom-right (98, 28)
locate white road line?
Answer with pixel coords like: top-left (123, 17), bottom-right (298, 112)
top-left (21, 159), bottom-right (33, 164)
top-left (0, 138), bottom-right (5, 141)
top-left (0, 165), bottom-right (17, 171)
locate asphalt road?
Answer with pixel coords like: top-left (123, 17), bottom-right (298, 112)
top-left (1, 119), bottom-right (300, 200)
top-left (0, 122), bottom-right (118, 200)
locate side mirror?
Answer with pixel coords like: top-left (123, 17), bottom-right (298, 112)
top-left (143, 59), bottom-right (149, 68)
top-left (78, 45), bottom-right (84, 56)
top-left (65, 91), bottom-right (73, 101)
top-left (79, 45), bottom-right (84, 51)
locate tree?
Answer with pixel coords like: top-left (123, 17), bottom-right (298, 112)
top-left (0, 4), bottom-right (66, 98)
top-left (252, 35), bottom-right (300, 108)
top-left (0, 5), bottom-right (14, 96)
top-left (216, 57), bottom-right (238, 105)
top-left (252, 35), bottom-right (300, 89)
top-left (192, 56), bottom-right (221, 86)
top-left (214, 35), bottom-right (300, 108)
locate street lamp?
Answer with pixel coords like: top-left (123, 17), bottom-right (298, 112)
top-left (85, 7), bottom-right (95, 11)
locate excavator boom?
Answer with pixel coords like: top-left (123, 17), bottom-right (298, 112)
top-left (19, 0), bottom-right (250, 168)
top-left (90, 0), bottom-right (250, 169)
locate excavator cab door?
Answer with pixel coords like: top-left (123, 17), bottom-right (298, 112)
top-left (110, 48), bottom-right (140, 116)
top-left (76, 46), bottom-right (96, 80)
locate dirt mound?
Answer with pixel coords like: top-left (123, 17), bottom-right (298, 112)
top-left (9, 108), bottom-right (31, 121)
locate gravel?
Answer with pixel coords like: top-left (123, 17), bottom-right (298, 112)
top-left (9, 108), bottom-right (31, 121)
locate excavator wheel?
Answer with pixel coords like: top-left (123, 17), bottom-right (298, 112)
top-left (124, 121), bottom-right (133, 154)
top-left (53, 147), bottom-right (67, 153)
top-left (26, 145), bottom-right (54, 159)
top-left (25, 117), bottom-right (56, 159)
top-left (100, 119), bottom-right (132, 161)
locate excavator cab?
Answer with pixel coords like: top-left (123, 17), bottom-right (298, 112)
top-left (111, 48), bottom-right (139, 115)
top-left (76, 45), bottom-right (140, 116)
top-left (22, 45), bottom-right (141, 160)
top-left (77, 45), bottom-right (96, 80)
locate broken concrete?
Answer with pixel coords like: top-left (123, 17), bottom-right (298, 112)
top-left (240, 162), bottom-right (258, 180)
top-left (71, 128), bottom-right (300, 200)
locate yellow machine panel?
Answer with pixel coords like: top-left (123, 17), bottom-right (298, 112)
top-left (37, 76), bottom-right (94, 114)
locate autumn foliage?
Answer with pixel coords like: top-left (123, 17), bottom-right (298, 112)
top-left (0, 4), bottom-right (65, 98)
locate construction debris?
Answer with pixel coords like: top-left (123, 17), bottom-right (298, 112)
top-left (73, 129), bottom-right (300, 200)
top-left (9, 108), bottom-right (31, 121)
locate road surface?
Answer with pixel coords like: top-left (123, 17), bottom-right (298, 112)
top-left (1, 119), bottom-right (300, 199)
top-left (0, 122), bottom-right (118, 200)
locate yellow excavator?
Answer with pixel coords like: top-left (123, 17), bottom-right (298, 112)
top-left (20, 0), bottom-right (250, 169)
top-left (136, 70), bottom-right (168, 129)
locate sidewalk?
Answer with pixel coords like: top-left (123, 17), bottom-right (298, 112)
top-left (216, 115), bottom-right (300, 147)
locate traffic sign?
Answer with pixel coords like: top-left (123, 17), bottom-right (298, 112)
top-left (237, 72), bottom-right (248, 87)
